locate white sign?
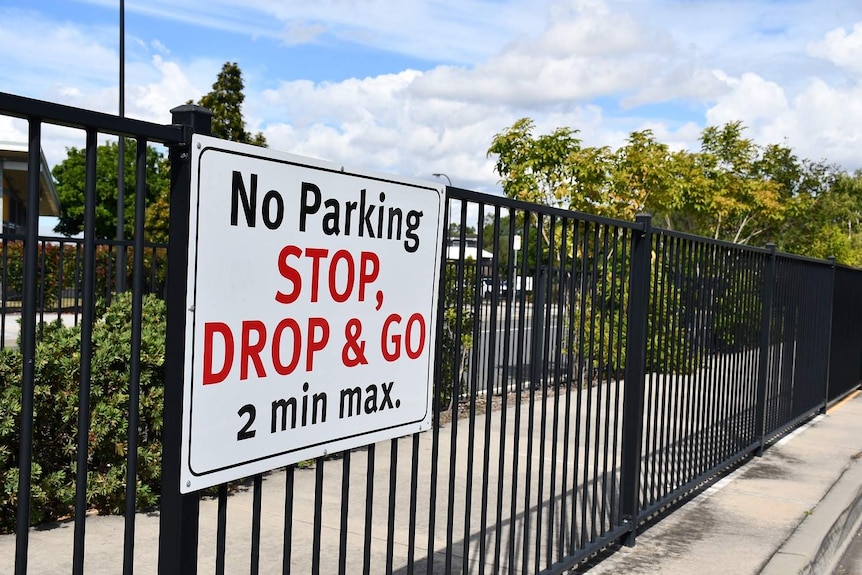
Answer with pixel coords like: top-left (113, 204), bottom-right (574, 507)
top-left (180, 135), bottom-right (445, 492)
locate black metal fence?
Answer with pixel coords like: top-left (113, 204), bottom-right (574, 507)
top-left (1, 91), bottom-right (861, 575)
top-left (828, 265), bottom-right (862, 402)
top-left (0, 235), bottom-right (167, 348)
top-left (0, 92), bottom-right (185, 575)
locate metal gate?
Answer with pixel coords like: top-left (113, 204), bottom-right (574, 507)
top-left (2, 92), bottom-right (861, 575)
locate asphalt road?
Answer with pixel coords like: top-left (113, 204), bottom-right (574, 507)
top-left (833, 523), bottom-right (862, 575)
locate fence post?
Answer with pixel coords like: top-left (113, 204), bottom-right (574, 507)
top-left (755, 243), bottom-right (776, 456)
top-left (158, 104), bottom-right (212, 575)
top-left (619, 213), bottom-right (651, 547)
top-left (822, 256), bottom-right (837, 413)
top-left (14, 117), bottom-right (43, 575)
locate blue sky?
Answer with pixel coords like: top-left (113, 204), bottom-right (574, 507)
top-left (2, 0), bottom-right (862, 198)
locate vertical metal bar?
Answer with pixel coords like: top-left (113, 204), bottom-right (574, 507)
top-left (426, 194), bottom-right (451, 575)
top-left (14, 117), bottom-right (42, 575)
top-left (713, 245), bottom-right (729, 465)
top-left (251, 474), bottom-right (263, 575)
top-left (600, 227), bottom-right (619, 536)
top-left (535, 221), bottom-right (553, 572)
top-left (158, 104), bottom-right (212, 575)
top-left (406, 435), bottom-right (419, 575)
top-left (338, 452), bottom-right (351, 575)
top-left (640, 233), bottom-right (661, 510)
top-left (493, 209), bottom-right (517, 573)
top-left (580, 223), bottom-right (600, 550)
top-left (445, 200), bottom-right (467, 575)
top-left (122, 136), bottom-right (148, 575)
top-left (665, 236), bottom-right (683, 490)
top-left (743, 253), bottom-right (762, 445)
top-left (363, 443), bottom-right (376, 575)
top-left (386, 439), bottom-right (398, 575)
top-left (610, 228), bottom-right (629, 527)
top-left (755, 244), bottom-right (776, 456)
top-left (689, 241), bottom-right (709, 477)
top-left (283, 466), bottom-right (296, 574)
top-left (117, 0), bottom-right (126, 294)
top-left (591, 225), bottom-right (610, 542)
top-left (523, 214), bottom-right (543, 574)
top-left (478, 207), bottom-right (502, 575)
top-left (72, 128), bottom-right (99, 575)
top-left (702, 244), bottom-right (722, 468)
top-left (216, 485), bottom-right (227, 575)
top-left (677, 238), bottom-right (695, 483)
top-left (508, 212), bottom-right (529, 572)
top-left (568, 221), bottom-right (590, 550)
top-left (560, 218), bottom-right (579, 556)
top-left (549, 217), bottom-right (569, 561)
top-left (681, 239), bottom-right (698, 482)
top-left (56, 241), bottom-right (65, 318)
top-left (74, 242), bottom-right (82, 324)
top-left (312, 461), bottom-right (324, 575)
top-left (619, 214), bottom-right (651, 545)
top-left (38, 239), bottom-right (47, 336)
top-left (654, 236), bottom-right (674, 499)
top-left (822, 257), bottom-right (837, 412)
top-left (462, 202), bottom-right (484, 575)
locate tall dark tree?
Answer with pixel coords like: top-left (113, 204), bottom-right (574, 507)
top-left (197, 62), bottom-right (267, 146)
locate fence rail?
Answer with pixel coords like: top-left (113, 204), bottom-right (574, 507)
top-left (1, 91), bottom-right (860, 575)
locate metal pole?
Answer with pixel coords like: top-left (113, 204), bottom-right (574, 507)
top-left (14, 118), bottom-right (43, 575)
top-left (619, 213), bottom-right (652, 547)
top-left (158, 104), bottom-right (212, 575)
top-left (822, 256), bottom-right (836, 412)
top-left (432, 172), bottom-right (452, 187)
top-left (116, 0), bottom-right (126, 292)
top-left (755, 243), bottom-right (776, 456)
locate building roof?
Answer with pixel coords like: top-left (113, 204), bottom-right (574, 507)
top-left (446, 237), bottom-right (494, 260)
top-left (0, 141), bottom-right (61, 217)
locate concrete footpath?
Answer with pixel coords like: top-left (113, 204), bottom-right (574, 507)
top-left (582, 390), bottom-right (862, 575)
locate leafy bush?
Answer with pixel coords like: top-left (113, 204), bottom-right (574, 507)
top-left (0, 293), bottom-right (166, 533)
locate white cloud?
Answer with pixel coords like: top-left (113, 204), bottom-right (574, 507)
top-left (151, 39), bottom-right (170, 54)
top-left (128, 56), bottom-right (202, 123)
top-left (260, 70), bottom-right (514, 191)
top-left (706, 72), bottom-right (790, 128)
top-left (808, 22), bottom-right (862, 74)
top-left (410, 0), bottom-right (676, 106)
top-left (702, 72), bottom-right (862, 171)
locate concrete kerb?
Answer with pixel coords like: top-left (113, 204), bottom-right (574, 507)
top-left (759, 442), bottom-right (862, 575)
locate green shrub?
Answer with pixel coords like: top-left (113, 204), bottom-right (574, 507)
top-left (0, 292), bottom-right (166, 533)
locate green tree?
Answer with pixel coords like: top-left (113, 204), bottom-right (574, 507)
top-left (52, 140), bottom-right (169, 239)
top-left (779, 170), bottom-right (862, 264)
top-left (612, 129), bottom-right (675, 222)
top-left (691, 121), bottom-right (786, 244)
top-left (198, 62), bottom-right (267, 146)
top-left (488, 118), bottom-right (619, 216)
